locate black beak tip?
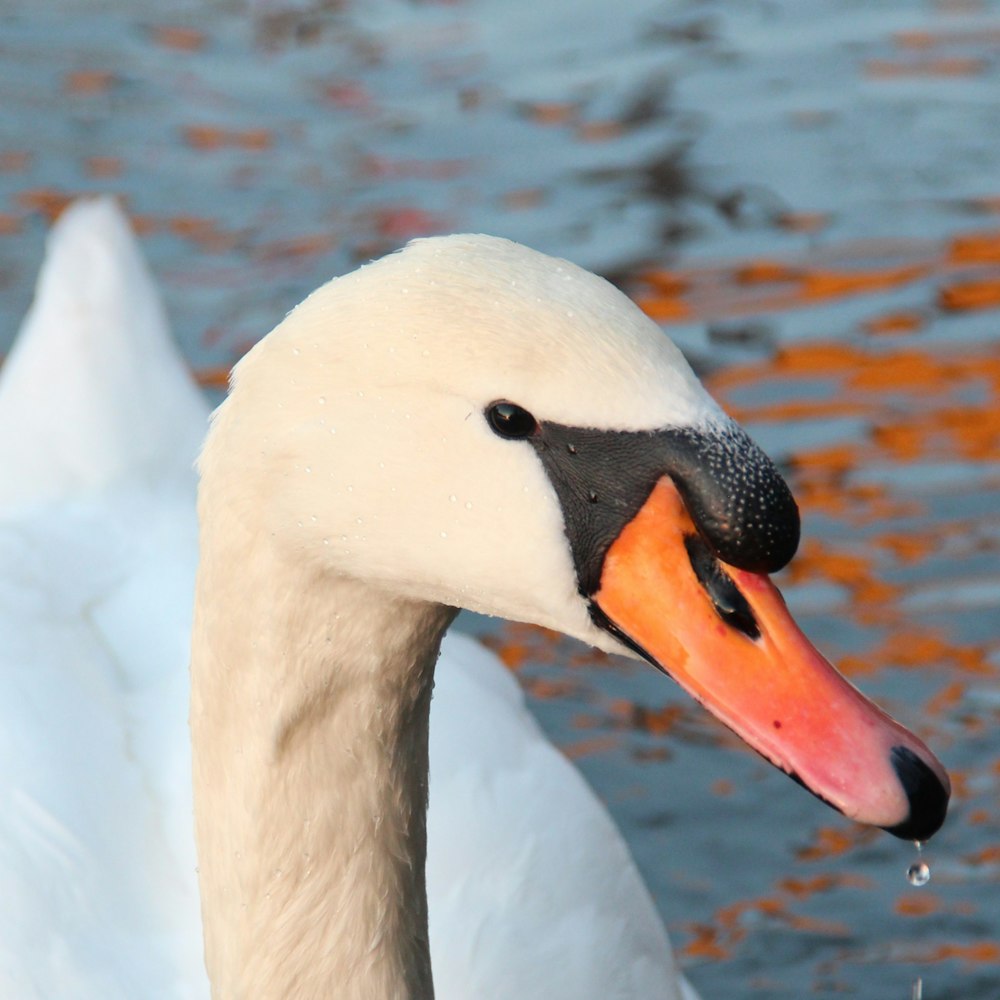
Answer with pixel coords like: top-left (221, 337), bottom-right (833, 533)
top-left (883, 745), bottom-right (950, 841)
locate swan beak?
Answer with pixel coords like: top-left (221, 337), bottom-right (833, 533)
top-left (591, 477), bottom-right (950, 840)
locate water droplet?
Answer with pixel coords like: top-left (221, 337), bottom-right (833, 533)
top-left (292, 347), bottom-right (300, 356)
top-left (449, 494), bottom-right (457, 503)
top-left (907, 861), bottom-right (930, 887)
top-left (304, 466), bottom-right (312, 474)
top-left (464, 501), bottom-right (473, 510)
top-left (318, 396), bottom-right (326, 405)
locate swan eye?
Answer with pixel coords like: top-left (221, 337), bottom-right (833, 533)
top-left (486, 401), bottom-right (538, 440)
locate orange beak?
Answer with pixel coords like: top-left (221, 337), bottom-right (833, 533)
top-left (592, 477), bottom-right (949, 839)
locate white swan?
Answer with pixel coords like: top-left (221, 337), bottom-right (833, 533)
top-left (0, 202), bottom-right (696, 999)
top-left (191, 211), bottom-right (948, 999)
top-left (0, 199), bottom-right (948, 1000)
top-left (0, 200), bottom-right (208, 1000)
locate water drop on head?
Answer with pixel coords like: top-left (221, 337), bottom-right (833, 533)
top-left (907, 861), bottom-right (930, 887)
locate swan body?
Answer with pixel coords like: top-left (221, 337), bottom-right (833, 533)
top-left (0, 201), bottom-right (208, 1000)
top-left (0, 200), bottom-right (700, 998)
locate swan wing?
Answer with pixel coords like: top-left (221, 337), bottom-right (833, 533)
top-left (0, 199), bottom-right (208, 999)
top-left (428, 631), bottom-right (695, 1000)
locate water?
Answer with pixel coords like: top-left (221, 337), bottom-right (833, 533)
top-left (907, 841), bottom-right (930, 887)
top-left (907, 862), bottom-right (931, 888)
top-left (2, 1), bottom-right (999, 997)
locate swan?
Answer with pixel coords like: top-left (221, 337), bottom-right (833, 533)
top-left (0, 199), bottom-right (209, 1000)
top-left (191, 215), bottom-right (949, 999)
top-left (0, 199), bottom-right (948, 1000)
top-left (0, 202), bottom-right (695, 999)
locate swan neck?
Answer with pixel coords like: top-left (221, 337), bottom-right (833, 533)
top-left (191, 524), bottom-right (454, 1000)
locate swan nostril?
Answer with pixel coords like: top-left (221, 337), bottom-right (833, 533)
top-left (883, 746), bottom-right (950, 841)
top-left (684, 534), bottom-right (760, 640)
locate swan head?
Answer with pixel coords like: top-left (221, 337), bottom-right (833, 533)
top-left (200, 234), bottom-right (949, 841)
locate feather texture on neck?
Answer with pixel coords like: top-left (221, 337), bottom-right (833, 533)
top-left (191, 486), bottom-right (455, 1000)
